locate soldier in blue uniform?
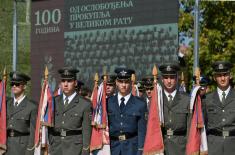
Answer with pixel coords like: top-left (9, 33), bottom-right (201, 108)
top-left (107, 67), bottom-right (147, 155)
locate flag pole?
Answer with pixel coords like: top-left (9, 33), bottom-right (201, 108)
top-left (193, 0), bottom-right (200, 74)
top-left (43, 66), bottom-right (49, 155)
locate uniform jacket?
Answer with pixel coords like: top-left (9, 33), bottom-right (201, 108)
top-left (107, 94), bottom-right (147, 155)
top-left (49, 94), bottom-right (92, 155)
top-left (204, 88), bottom-right (235, 155)
top-left (162, 91), bottom-right (190, 155)
top-left (5, 97), bottom-right (37, 155)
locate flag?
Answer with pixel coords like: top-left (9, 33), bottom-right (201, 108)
top-left (34, 80), bottom-right (54, 155)
top-left (186, 86), bottom-right (208, 155)
top-left (179, 82), bottom-right (186, 93)
top-left (0, 79), bottom-right (7, 154)
top-left (143, 82), bottom-right (164, 155)
top-left (53, 86), bottom-right (62, 97)
top-left (90, 81), bottom-right (110, 154)
top-left (132, 82), bottom-right (138, 96)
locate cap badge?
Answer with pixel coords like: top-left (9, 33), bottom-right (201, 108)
top-left (64, 70), bottom-right (69, 75)
top-left (218, 64), bottom-right (224, 70)
top-left (120, 70), bottom-right (127, 76)
top-left (166, 66), bottom-right (171, 71)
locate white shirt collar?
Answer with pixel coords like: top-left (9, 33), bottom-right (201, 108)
top-left (164, 89), bottom-right (177, 101)
top-left (63, 92), bottom-right (77, 105)
top-left (14, 95), bottom-right (26, 106)
top-left (217, 86), bottom-right (231, 101)
top-left (118, 93), bottom-right (131, 106)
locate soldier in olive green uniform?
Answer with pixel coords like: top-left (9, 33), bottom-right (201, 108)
top-left (159, 64), bottom-right (190, 155)
top-left (204, 61), bottom-right (235, 155)
top-left (5, 72), bottom-right (37, 155)
top-left (48, 67), bottom-right (92, 155)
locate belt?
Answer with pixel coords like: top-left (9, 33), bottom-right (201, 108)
top-left (208, 129), bottom-right (235, 137)
top-left (7, 129), bottom-right (29, 137)
top-left (162, 128), bottom-right (186, 136)
top-left (50, 129), bottom-right (82, 137)
top-left (110, 132), bottom-right (137, 141)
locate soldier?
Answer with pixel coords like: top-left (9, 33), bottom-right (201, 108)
top-left (107, 67), bottom-right (147, 155)
top-left (136, 81), bottom-right (145, 98)
top-left (204, 61), bottom-right (234, 155)
top-left (193, 75), bottom-right (211, 98)
top-left (6, 72), bottom-right (37, 155)
top-left (159, 64), bottom-right (190, 155)
top-left (48, 67), bottom-right (92, 155)
top-left (76, 80), bottom-right (84, 95)
top-left (101, 74), bottom-right (117, 98)
top-left (142, 76), bottom-right (154, 110)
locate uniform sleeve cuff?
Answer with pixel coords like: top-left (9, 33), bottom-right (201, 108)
top-left (83, 146), bottom-right (90, 150)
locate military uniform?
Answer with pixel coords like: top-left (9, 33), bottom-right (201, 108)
top-left (107, 67), bottom-right (147, 155)
top-left (159, 64), bottom-right (190, 155)
top-left (102, 74), bottom-right (117, 98)
top-left (204, 61), bottom-right (235, 155)
top-left (142, 76), bottom-right (154, 110)
top-left (162, 91), bottom-right (189, 155)
top-left (48, 67), bottom-right (92, 155)
top-left (5, 72), bottom-right (37, 155)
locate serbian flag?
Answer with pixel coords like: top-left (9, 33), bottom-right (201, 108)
top-left (34, 80), bottom-right (54, 155)
top-left (186, 86), bottom-right (208, 155)
top-left (90, 81), bottom-right (110, 154)
top-left (0, 79), bottom-right (7, 153)
top-left (143, 82), bottom-right (164, 155)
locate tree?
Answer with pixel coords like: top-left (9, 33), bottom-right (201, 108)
top-left (179, 0), bottom-right (235, 90)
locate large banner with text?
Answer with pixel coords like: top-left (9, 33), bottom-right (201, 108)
top-left (31, 0), bottom-right (178, 100)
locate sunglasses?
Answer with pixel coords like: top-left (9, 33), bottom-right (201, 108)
top-left (11, 82), bottom-right (21, 87)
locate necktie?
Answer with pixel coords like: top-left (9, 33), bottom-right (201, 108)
top-left (14, 102), bottom-right (18, 108)
top-left (64, 97), bottom-right (69, 107)
top-left (120, 97), bottom-right (125, 112)
top-left (168, 94), bottom-right (173, 105)
top-left (221, 91), bottom-right (226, 104)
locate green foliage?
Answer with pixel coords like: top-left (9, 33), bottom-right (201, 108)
top-left (179, 1), bottom-right (235, 90)
top-left (0, 0), bottom-right (31, 96)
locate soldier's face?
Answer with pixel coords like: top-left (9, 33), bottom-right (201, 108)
top-left (214, 72), bottom-right (231, 90)
top-left (162, 75), bottom-right (177, 93)
top-left (106, 84), bottom-right (115, 97)
top-left (145, 88), bottom-right (153, 98)
top-left (61, 79), bottom-right (77, 96)
top-left (116, 79), bottom-right (131, 96)
top-left (11, 82), bottom-right (26, 97)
